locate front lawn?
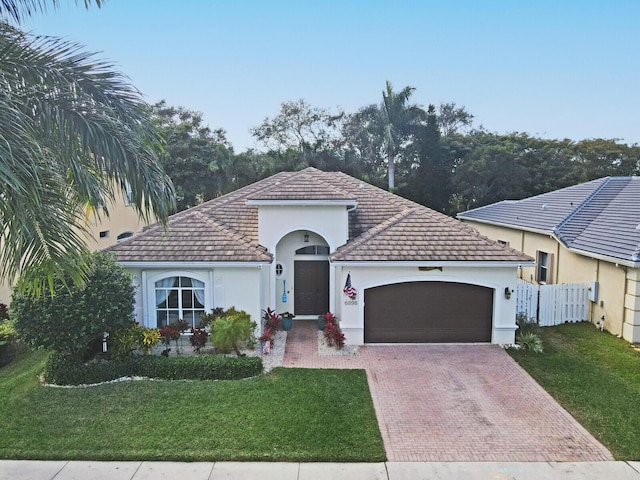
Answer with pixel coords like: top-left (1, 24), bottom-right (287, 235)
top-left (508, 322), bottom-right (640, 460)
top-left (0, 350), bottom-right (385, 462)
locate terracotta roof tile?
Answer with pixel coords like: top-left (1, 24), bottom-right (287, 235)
top-left (331, 208), bottom-right (530, 262)
top-left (246, 170), bottom-right (356, 201)
top-left (109, 167), bottom-right (532, 264)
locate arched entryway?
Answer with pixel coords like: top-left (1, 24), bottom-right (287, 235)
top-left (274, 231), bottom-right (330, 316)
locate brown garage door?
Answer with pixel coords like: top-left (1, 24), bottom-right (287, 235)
top-left (364, 282), bottom-right (493, 343)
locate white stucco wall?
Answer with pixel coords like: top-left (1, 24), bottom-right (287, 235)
top-left (127, 266), bottom-right (265, 329)
top-left (258, 205), bottom-right (349, 252)
top-left (333, 264), bottom-right (519, 345)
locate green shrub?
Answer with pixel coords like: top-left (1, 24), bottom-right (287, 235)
top-left (109, 324), bottom-right (161, 359)
top-left (43, 352), bottom-right (263, 385)
top-left (0, 307), bottom-right (17, 367)
top-left (11, 253), bottom-right (135, 360)
top-left (0, 318), bottom-right (16, 345)
top-left (109, 324), bottom-right (140, 360)
top-left (210, 307), bottom-right (256, 355)
top-left (516, 331), bottom-right (543, 353)
top-left (200, 307), bottom-right (224, 328)
top-left (516, 312), bottom-right (540, 335)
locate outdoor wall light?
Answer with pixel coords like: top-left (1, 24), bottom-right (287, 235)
top-left (504, 287), bottom-right (512, 299)
top-left (304, 232), bottom-right (309, 243)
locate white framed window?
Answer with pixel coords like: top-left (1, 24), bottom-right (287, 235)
top-left (124, 182), bottom-right (134, 206)
top-left (155, 276), bottom-right (205, 328)
top-left (535, 251), bottom-right (553, 284)
top-left (295, 245), bottom-right (330, 255)
top-left (275, 263), bottom-right (285, 277)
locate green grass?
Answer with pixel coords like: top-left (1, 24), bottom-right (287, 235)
top-left (0, 350), bottom-right (385, 462)
top-left (508, 322), bottom-right (640, 460)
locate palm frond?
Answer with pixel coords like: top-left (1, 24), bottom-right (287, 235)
top-left (0, 20), bottom-right (174, 293)
top-left (0, 0), bottom-right (103, 24)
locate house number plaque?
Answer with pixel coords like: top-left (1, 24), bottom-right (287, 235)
top-left (344, 300), bottom-right (358, 306)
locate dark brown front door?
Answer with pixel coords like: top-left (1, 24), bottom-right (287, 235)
top-left (294, 261), bottom-right (329, 315)
top-left (364, 281), bottom-right (493, 343)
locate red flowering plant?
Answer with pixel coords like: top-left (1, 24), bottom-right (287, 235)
top-left (159, 325), bottom-right (180, 345)
top-left (258, 308), bottom-right (280, 352)
top-left (323, 311), bottom-right (345, 349)
top-left (158, 324), bottom-right (180, 356)
top-left (190, 325), bottom-right (209, 354)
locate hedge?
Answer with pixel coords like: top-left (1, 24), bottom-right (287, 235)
top-left (43, 353), bottom-right (263, 386)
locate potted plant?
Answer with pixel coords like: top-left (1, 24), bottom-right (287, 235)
top-left (280, 312), bottom-right (295, 331)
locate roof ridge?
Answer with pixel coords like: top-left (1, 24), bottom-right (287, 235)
top-left (248, 168), bottom-right (355, 200)
top-left (553, 177), bottom-right (624, 244)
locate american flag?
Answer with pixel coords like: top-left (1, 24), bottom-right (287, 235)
top-left (343, 273), bottom-right (357, 299)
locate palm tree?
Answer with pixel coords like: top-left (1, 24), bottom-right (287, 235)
top-left (0, 1), bottom-right (175, 294)
top-left (345, 81), bottom-right (426, 190)
top-left (379, 81), bottom-right (426, 190)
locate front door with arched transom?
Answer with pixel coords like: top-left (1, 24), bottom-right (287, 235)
top-left (294, 260), bottom-right (329, 315)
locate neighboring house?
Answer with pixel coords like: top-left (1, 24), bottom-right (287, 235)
top-left (108, 167), bottom-right (532, 345)
top-left (458, 176), bottom-right (640, 343)
top-left (0, 188), bottom-right (151, 303)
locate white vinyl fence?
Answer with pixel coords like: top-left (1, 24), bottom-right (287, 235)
top-left (516, 279), bottom-right (538, 321)
top-left (516, 280), bottom-right (589, 327)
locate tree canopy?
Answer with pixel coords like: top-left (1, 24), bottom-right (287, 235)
top-left (160, 85), bottom-right (639, 217)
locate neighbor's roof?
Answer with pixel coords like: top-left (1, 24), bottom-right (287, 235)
top-left (458, 177), bottom-right (640, 266)
top-left (108, 167), bottom-right (532, 264)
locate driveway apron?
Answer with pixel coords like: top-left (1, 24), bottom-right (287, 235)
top-left (283, 321), bottom-right (613, 462)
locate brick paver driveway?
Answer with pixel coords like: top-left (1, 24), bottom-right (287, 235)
top-left (283, 321), bottom-right (613, 462)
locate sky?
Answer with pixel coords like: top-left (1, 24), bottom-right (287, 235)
top-left (21, 0), bottom-right (640, 152)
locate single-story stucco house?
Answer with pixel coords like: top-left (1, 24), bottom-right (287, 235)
top-left (108, 167), bottom-right (533, 345)
top-left (458, 176), bottom-right (640, 343)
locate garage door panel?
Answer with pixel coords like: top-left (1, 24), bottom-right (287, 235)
top-left (364, 282), bottom-right (493, 343)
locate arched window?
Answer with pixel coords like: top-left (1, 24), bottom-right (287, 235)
top-left (117, 231), bottom-right (134, 242)
top-left (295, 245), bottom-right (330, 255)
top-left (155, 276), bottom-right (205, 328)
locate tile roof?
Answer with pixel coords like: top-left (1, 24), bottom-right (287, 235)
top-left (109, 167), bottom-right (532, 264)
top-left (458, 177), bottom-right (640, 265)
top-left (331, 208), bottom-right (531, 262)
top-left (246, 170), bottom-right (356, 202)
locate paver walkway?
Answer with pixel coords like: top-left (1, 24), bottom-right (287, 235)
top-left (283, 320), bottom-right (613, 462)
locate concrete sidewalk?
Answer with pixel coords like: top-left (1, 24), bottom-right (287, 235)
top-left (1, 460), bottom-right (639, 480)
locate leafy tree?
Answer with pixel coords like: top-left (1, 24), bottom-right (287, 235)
top-left (437, 102), bottom-right (474, 136)
top-left (0, 0), bottom-right (175, 294)
top-left (451, 132), bottom-right (529, 212)
top-left (573, 139), bottom-right (640, 180)
top-left (250, 99), bottom-right (346, 172)
top-left (402, 105), bottom-right (454, 212)
top-left (152, 101), bottom-right (234, 211)
top-left (11, 253), bottom-right (135, 360)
